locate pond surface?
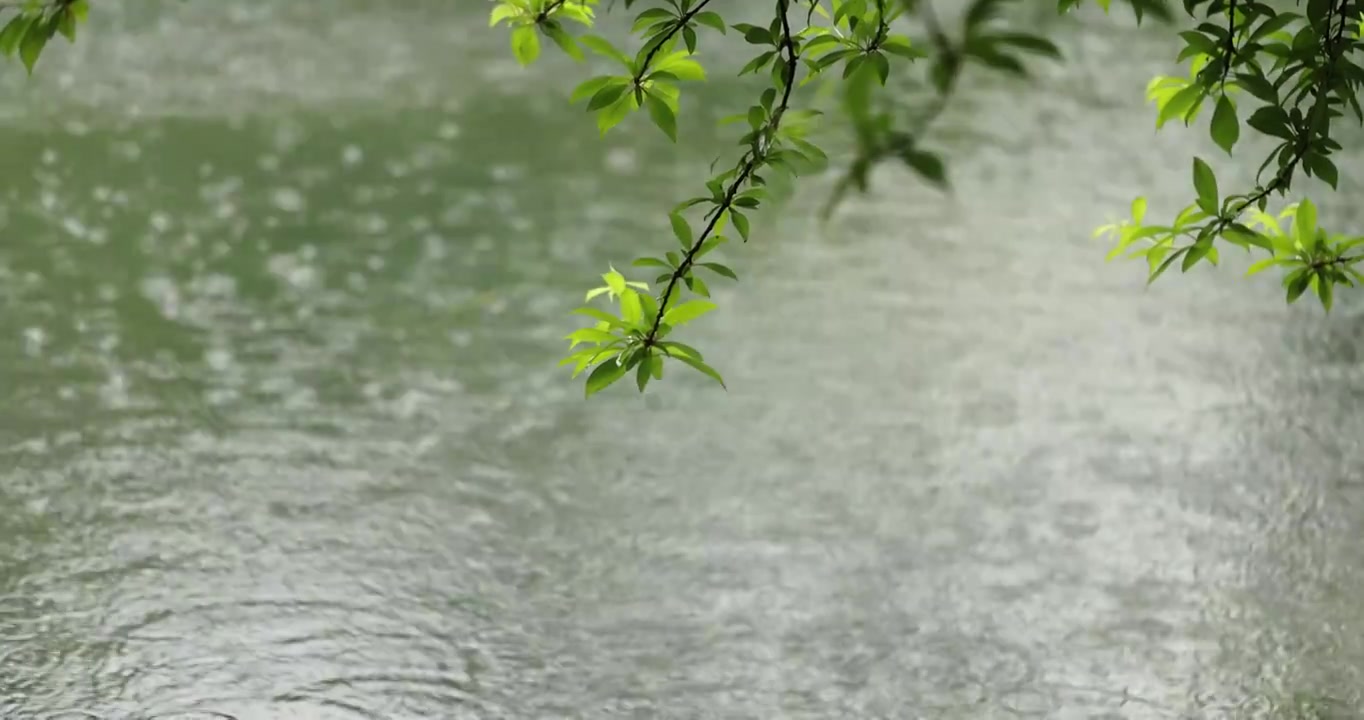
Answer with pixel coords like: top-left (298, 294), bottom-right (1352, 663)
top-left (2, 2), bottom-right (1364, 718)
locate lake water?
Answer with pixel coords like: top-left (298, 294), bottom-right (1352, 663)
top-left (2, 2), bottom-right (1364, 718)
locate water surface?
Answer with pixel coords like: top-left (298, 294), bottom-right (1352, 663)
top-left (2, 2), bottom-right (1364, 718)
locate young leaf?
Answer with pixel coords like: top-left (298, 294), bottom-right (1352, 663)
top-left (1191, 157), bottom-right (1218, 216)
top-left (1294, 198), bottom-right (1317, 245)
top-left (663, 299), bottom-right (717, 326)
top-left (671, 352), bottom-right (726, 389)
top-left (731, 211), bottom-right (750, 242)
top-left (19, 18), bottom-right (49, 74)
top-left (0, 14), bottom-right (33, 57)
top-left (669, 212), bottom-right (693, 247)
top-left (585, 357), bottom-right (629, 396)
top-left (694, 11), bottom-right (726, 34)
top-left (511, 25), bottom-right (541, 66)
top-left (1316, 270), bottom-right (1333, 312)
top-left (644, 93), bottom-right (678, 141)
top-left (699, 262), bottom-right (738, 280)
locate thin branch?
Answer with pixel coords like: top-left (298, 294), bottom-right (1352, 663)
top-left (1219, 0), bottom-right (1236, 88)
top-left (643, 0), bottom-right (800, 347)
top-left (534, 0), bottom-right (569, 23)
top-left (1212, 0), bottom-right (1350, 236)
top-left (633, 0), bottom-right (715, 83)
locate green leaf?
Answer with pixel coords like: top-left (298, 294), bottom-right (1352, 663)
top-left (1148, 246), bottom-right (1189, 284)
top-left (566, 327), bottom-right (619, 346)
top-left (570, 75), bottom-right (618, 103)
top-left (636, 350), bottom-right (653, 391)
top-left (1191, 157), bottom-right (1218, 216)
top-left (1286, 269), bottom-right (1312, 303)
top-left (658, 341), bottom-right (704, 361)
top-left (54, 8), bottom-right (76, 42)
top-left (1294, 198), bottom-right (1317, 245)
top-left (669, 212), bottom-right (693, 247)
top-left (671, 352), bottom-right (726, 389)
top-left (1304, 154), bottom-right (1339, 189)
top-left (596, 94), bottom-right (635, 134)
top-left (1210, 95), bottom-right (1239, 155)
top-left (699, 262), bottom-right (738, 280)
top-left (19, 16), bottom-right (50, 74)
top-left (620, 289), bottom-right (644, 325)
top-left (869, 51), bottom-right (890, 85)
top-left (1156, 85), bottom-right (1203, 128)
top-left (1131, 196), bottom-right (1147, 223)
top-left (511, 24), bottom-right (541, 66)
top-left (587, 84), bottom-right (628, 111)
top-left (1246, 106), bottom-right (1294, 140)
top-left (731, 211), bottom-right (750, 242)
top-left (645, 93), bottom-right (678, 141)
top-left (543, 23), bottom-right (582, 61)
top-left (572, 307), bottom-right (630, 328)
top-left (653, 52), bottom-right (706, 81)
top-left (694, 11), bottom-right (726, 33)
top-left (1246, 257), bottom-right (1296, 276)
top-left (580, 35), bottom-right (634, 69)
top-left (1182, 242), bottom-right (1211, 271)
top-left (0, 14), bottom-right (33, 57)
top-left (1317, 270), bottom-right (1334, 312)
top-left (881, 35), bottom-right (927, 60)
top-left (631, 8), bottom-right (674, 32)
top-left (490, 4), bottom-right (519, 26)
top-left (663, 299), bottom-right (717, 326)
top-left (901, 148), bottom-right (947, 189)
top-left (992, 32), bottom-right (1062, 58)
top-left (585, 357), bottom-right (630, 396)
top-left (686, 274), bottom-right (711, 298)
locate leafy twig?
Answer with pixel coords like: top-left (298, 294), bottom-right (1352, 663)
top-left (643, 0), bottom-right (800, 347)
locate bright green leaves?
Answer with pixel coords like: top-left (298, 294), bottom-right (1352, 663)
top-left (563, 265), bottom-right (727, 396)
top-left (511, 24), bottom-right (541, 66)
top-left (1099, 1), bottom-right (1359, 313)
top-left (567, 33), bottom-right (706, 141)
top-left (491, 0), bottom-right (599, 66)
top-left (1, 0), bottom-right (88, 74)
top-left (1098, 192), bottom-right (1361, 313)
top-left (1191, 157), bottom-right (1218, 217)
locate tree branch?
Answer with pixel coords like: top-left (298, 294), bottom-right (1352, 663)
top-left (633, 0), bottom-right (715, 83)
top-left (643, 0), bottom-right (800, 347)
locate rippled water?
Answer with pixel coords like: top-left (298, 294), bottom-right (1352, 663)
top-left (3, 2), bottom-right (1364, 718)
